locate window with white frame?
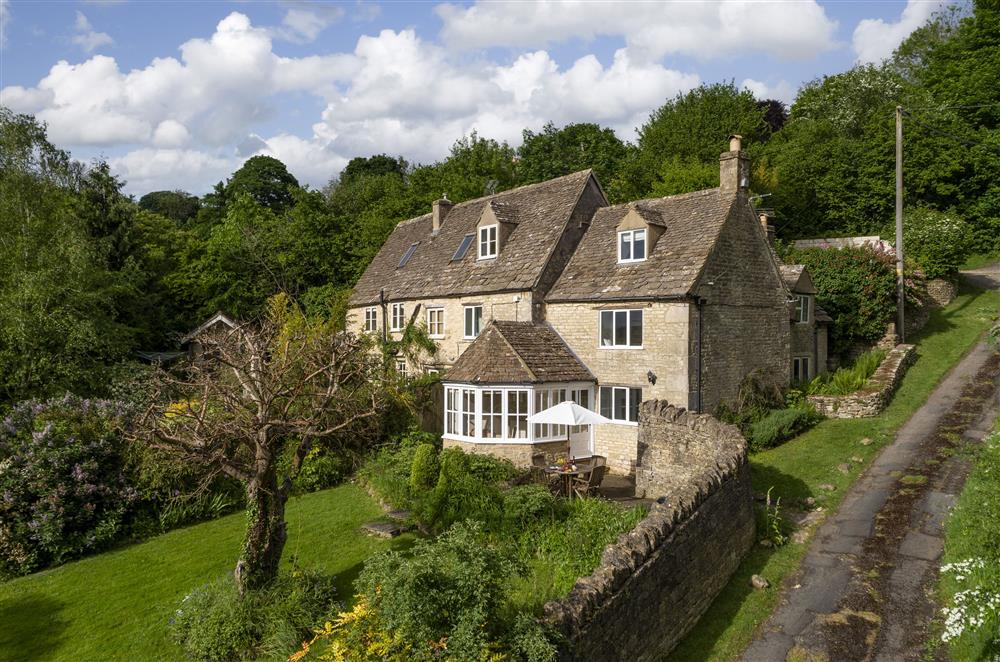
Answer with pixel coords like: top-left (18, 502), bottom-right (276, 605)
top-left (364, 307), bottom-right (377, 333)
top-left (481, 390), bottom-right (503, 438)
top-left (478, 225), bottom-right (498, 259)
top-left (507, 390), bottom-right (528, 439)
top-left (390, 303), bottom-right (405, 331)
top-left (395, 359), bottom-right (407, 377)
top-left (795, 295), bottom-right (811, 324)
top-left (599, 309), bottom-right (643, 348)
top-left (618, 229), bottom-right (646, 263)
top-left (461, 388), bottom-right (476, 436)
top-left (427, 307), bottom-right (444, 337)
top-left (570, 388), bottom-right (590, 434)
top-left (445, 388), bottom-right (459, 435)
top-left (792, 356), bottom-right (811, 383)
top-left (464, 305), bottom-right (483, 339)
top-left (599, 386), bottom-right (642, 423)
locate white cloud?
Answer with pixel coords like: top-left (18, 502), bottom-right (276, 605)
top-left (852, 0), bottom-right (947, 64)
top-left (1, 0), bottom-right (11, 49)
top-left (6, 12), bottom-right (701, 193)
top-left (741, 78), bottom-right (795, 105)
top-left (273, 3), bottom-right (344, 43)
top-left (71, 11), bottom-right (114, 53)
top-left (436, 0), bottom-right (838, 61)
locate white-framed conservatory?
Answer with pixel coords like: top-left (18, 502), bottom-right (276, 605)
top-left (442, 381), bottom-right (596, 457)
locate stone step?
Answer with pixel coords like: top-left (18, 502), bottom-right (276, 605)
top-left (361, 521), bottom-right (405, 538)
top-left (385, 509), bottom-right (412, 522)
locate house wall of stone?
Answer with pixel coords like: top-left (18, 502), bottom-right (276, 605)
top-left (544, 301), bottom-right (691, 473)
top-left (346, 290), bottom-right (534, 371)
top-left (693, 199), bottom-right (790, 413)
top-left (442, 438), bottom-right (568, 468)
top-left (544, 401), bottom-right (754, 661)
top-left (532, 178), bottom-right (607, 322)
top-left (790, 320), bottom-right (819, 379)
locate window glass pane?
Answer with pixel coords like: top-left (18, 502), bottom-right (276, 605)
top-left (600, 311), bottom-right (613, 346)
top-left (629, 388), bottom-right (642, 422)
top-left (465, 307), bottom-right (473, 337)
top-left (633, 230), bottom-right (646, 259)
top-left (629, 310), bottom-right (643, 346)
top-left (619, 232), bottom-right (631, 260)
top-left (613, 387), bottom-right (627, 421)
top-left (599, 387), bottom-right (611, 418)
top-left (462, 389), bottom-right (476, 436)
top-left (474, 307), bottom-right (482, 335)
top-left (453, 234), bottom-right (474, 261)
top-left (614, 310), bottom-right (627, 346)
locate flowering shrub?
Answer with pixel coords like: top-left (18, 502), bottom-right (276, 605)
top-left (0, 395), bottom-right (136, 577)
top-left (888, 207), bottom-right (973, 280)
top-left (782, 244), bottom-right (910, 356)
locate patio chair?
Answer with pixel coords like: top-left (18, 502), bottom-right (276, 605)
top-left (572, 463), bottom-right (607, 499)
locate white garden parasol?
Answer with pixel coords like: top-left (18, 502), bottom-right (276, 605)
top-left (528, 401), bottom-right (611, 460)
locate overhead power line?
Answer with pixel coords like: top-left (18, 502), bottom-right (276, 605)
top-left (901, 109), bottom-right (1000, 155)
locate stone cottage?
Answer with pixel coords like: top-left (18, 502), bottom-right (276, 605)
top-left (348, 136), bottom-right (806, 473)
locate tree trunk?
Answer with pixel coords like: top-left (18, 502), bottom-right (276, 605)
top-left (234, 463), bottom-right (288, 595)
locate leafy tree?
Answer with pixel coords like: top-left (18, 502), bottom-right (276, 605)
top-left (225, 155), bottom-right (301, 213)
top-left (76, 161), bottom-right (139, 271)
top-left (613, 82), bottom-right (769, 200)
top-left (134, 295), bottom-right (388, 594)
top-left (138, 190), bottom-right (201, 225)
top-left (0, 109), bottom-right (134, 402)
top-left (410, 132), bottom-right (519, 205)
top-left (648, 155), bottom-right (720, 198)
top-left (337, 154), bottom-right (407, 188)
top-left (517, 122), bottom-right (628, 191)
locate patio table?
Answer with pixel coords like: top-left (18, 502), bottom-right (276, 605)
top-left (545, 467), bottom-right (583, 499)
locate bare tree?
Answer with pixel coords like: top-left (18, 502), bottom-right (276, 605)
top-left (134, 295), bottom-right (387, 594)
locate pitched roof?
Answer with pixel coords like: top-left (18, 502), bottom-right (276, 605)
top-left (444, 321), bottom-right (594, 384)
top-left (546, 188), bottom-right (736, 302)
top-left (180, 310), bottom-right (238, 344)
top-left (779, 264), bottom-right (818, 294)
top-left (348, 171), bottom-right (598, 306)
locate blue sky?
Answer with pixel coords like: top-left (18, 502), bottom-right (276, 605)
top-left (0, 0), bottom-right (949, 195)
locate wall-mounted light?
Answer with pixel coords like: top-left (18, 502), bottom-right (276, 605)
top-left (647, 370), bottom-right (657, 385)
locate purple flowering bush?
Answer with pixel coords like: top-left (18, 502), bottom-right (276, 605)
top-left (0, 394), bottom-right (137, 577)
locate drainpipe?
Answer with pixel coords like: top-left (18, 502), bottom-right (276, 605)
top-left (379, 288), bottom-right (388, 344)
top-left (694, 298), bottom-right (705, 413)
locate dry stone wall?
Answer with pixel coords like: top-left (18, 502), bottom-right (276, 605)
top-left (543, 401), bottom-right (754, 661)
top-left (808, 344), bottom-right (916, 418)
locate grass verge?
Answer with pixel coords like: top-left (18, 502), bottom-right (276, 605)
top-left (0, 483), bottom-right (414, 662)
top-left (670, 284), bottom-right (1000, 661)
top-left (937, 411), bottom-right (1000, 658)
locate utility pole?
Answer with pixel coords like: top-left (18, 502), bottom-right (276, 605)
top-left (895, 106), bottom-right (905, 343)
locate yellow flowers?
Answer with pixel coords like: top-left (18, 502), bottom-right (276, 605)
top-left (285, 597), bottom-right (410, 662)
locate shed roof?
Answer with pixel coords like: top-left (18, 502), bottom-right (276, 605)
top-left (444, 321), bottom-right (594, 384)
top-left (348, 170), bottom-right (599, 306)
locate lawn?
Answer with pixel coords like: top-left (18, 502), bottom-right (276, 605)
top-left (937, 411), bottom-right (1000, 658)
top-left (670, 284), bottom-right (1000, 661)
top-left (0, 483), bottom-right (413, 662)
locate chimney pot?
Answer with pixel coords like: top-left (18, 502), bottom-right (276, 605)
top-left (729, 134), bottom-right (743, 152)
top-left (759, 212), bottom-right (775, 244)
top-left (432, 196), bottom-right (453, 235)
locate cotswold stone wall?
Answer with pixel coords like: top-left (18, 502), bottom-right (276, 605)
top-left (544, 401), bottom-right (754, 661)
top-left (808, 344), bottom-right (916, 418)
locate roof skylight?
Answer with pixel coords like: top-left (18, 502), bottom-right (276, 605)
top-left (452, 233), bottom-right (474, 261)
top-left (398, 242), bottom-right (419, 268)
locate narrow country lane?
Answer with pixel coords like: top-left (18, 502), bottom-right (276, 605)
top-left (742, 264), bottom-right (1000, 662)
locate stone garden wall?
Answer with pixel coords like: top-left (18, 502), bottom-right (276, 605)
top-left (543, 401), bottom-right (754, 661)
top-left (808, 344), bottom-right (916, 418)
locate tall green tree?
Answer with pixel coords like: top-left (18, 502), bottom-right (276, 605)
top-left (225, 155), bottom-right (301, 213)
top-left (517, 122), bottom-right (628, 192)
top-left (613, 82), bottom-right (769, 200)
top-left (0, 109), bottom-right (134, 402)
top-left (138, 190), bottom-right (201, 225)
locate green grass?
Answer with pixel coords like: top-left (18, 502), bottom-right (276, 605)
top-left (961, 252), bottom-right (999, 271)
top-left (936, 413), bottom-right (1000, 658)
top-left (670, 284), bottom-right (1000, 662)
top-left (0, 483), bottom-right (414, 662)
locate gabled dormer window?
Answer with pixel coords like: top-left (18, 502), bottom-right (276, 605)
top-left (618, 229), bottom-right (646, 263)
top-left (478, 225), bottom-right (497, 259)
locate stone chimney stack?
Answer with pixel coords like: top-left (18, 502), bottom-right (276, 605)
top-left (719, 134), bottom-right (749, 195)
top-left (432, 194), bottom-right (453, 235)
top-left (759, 212), bottom-right (776, 244)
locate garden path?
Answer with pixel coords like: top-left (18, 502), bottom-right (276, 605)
top-left (742, 265), bottom-right (1000, 662)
